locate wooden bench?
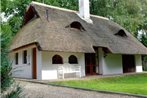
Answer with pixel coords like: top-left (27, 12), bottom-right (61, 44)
top-left (57, 65), bottom-right (81, 79)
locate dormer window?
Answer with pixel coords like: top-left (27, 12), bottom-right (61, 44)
top-left (115, 29), bottom-right (127, 37)
top-left (65, 21), bottom-right (86, 31)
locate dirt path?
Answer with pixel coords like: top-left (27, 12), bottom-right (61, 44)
top-left (17, 81), bottom-right (140, 98)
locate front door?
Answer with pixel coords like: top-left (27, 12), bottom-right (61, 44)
top-left (85, 53), bottom-right (96, 75)
top-left (32, 48), bottom-right (37, 79)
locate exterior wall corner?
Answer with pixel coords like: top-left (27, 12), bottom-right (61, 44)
top-left (135, 55), bottom-right (143, 72)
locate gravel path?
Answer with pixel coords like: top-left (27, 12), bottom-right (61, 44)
top-left (18, 81), bottom-right (141, 98)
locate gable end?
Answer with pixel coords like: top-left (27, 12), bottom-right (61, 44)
top-left (23, 5), bottom-right (39, 25)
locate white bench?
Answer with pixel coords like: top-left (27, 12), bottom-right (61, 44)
top-left (57, 65), bottom-right (81, 79)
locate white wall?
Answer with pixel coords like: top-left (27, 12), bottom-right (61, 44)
top-left (135, 55), bottom-right (143, 72)
top-left (103, 54), bottom-right (123, 75)
top-left (11, 46), bottom-right (36, 79)
top-left (41, 51), bottom-right (85, 80)
top-left (11, 47), bottom-right (141, 80)
top-left (98, 48), bottom-right (123, 75)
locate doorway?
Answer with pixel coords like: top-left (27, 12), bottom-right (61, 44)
top-left (32, 48), bottom-right (37, 79)
top-left (85, 53), bottom-right (96, 75)
top-left (122, 55), bottom-right (135, 73)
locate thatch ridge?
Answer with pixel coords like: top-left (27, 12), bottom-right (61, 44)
top-left (31, 1), bottom-right (76, 13)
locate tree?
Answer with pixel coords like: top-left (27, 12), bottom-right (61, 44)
top-left (1, 22), bottom-right (22, 98)
top-left (1, 0), bottom-right (32, 35)
top-left (1, 23), bottom-right (13, 92)
top-left (90, 0), bottom-right (146, 37)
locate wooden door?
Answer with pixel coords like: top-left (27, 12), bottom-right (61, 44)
top-left (85, 53), bottom-right (96, 75)
top-left (32, 48), bottom-right (37, 79)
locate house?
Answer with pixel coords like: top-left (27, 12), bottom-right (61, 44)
top-left (10, 0), bottom-right (147, 80)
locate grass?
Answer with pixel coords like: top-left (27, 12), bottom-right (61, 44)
top-left (50, 73), bottom-right (147, 96)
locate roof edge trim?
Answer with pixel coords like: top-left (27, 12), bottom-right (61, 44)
top-left (31, 1), bottom-right (76, 13)
top-left (10, 42), bottom-right (41, 52)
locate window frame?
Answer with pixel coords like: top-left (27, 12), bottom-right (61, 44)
top-left (15, 53), bottom-right (19, 65)
top-left (23, 50), bottom-right (27, 64)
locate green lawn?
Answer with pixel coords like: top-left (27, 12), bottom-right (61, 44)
top-left (50, 73), bottom-right (147, 96)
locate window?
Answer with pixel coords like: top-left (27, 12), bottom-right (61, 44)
top-left (52, 55), bottom-right (63, 64)
top-left (68, 55), bottom-right (78, 64)
top-left (115, 29), bottom-right (127, 37)
top-left (15, 53), bottom-right (18, 65)
top-left (23, 50), bottom-right (27, 64)
top-left (65, 21), bottom-right (86, 31)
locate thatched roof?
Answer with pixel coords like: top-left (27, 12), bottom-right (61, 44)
top-left (10, 1), bottom-right (147, 54)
